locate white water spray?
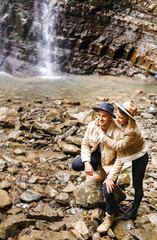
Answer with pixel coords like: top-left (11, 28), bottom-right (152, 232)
top-left (34, 0), bottom-right (59, 77)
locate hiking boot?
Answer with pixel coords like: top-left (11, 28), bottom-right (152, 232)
top-left (121, 207), bottom-right (137, 221)
top-left (97, 213), bottom-right (114, 234)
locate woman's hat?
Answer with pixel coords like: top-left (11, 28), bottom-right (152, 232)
top-left (93, 102), bottom-right (116, 118)
top-left (115, 101), bottom-right (137, 120)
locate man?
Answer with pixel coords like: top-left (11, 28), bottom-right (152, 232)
top-left (72, 102), bottom-right (123, 234)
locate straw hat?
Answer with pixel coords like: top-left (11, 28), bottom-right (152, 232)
top-left (115, 101), bottom-right (137, 120)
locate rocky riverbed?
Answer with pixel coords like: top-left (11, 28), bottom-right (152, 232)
top-left (0, 86), bottom-right (156, 240)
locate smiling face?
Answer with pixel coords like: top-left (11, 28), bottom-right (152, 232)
top-left (116, 108), bottom-right (129, 125)
top-left (97, 110), bottom-right (113, 131)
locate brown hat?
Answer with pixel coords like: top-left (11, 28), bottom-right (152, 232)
top-left (115, 101), bottom-right (137, 120)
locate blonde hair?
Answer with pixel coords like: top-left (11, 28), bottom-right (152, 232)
top-left (118, 108), bottom-right (137, 133)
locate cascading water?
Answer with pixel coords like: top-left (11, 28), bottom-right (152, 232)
top-left (34, 0), bottom-right (59, 77)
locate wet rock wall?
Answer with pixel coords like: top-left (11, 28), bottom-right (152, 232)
top-left (0, 0), bottom-right (157, 79)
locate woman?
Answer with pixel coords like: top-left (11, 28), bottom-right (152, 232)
top-left (97, 101), bottom-right (148, 220)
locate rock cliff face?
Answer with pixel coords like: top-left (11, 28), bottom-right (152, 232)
top-left (0, 0), bottom-right (157, 79)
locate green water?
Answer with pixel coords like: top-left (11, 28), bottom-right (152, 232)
top-left (0, 72), bottom-right (156, 103)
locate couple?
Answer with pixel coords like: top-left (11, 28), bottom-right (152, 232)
top-left (72, 101), bottom-right (148, 234)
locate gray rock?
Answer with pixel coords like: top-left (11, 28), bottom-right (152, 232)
top-left (13, 148), bottom-right (26, 156)
top-left (129, 223), bottom-right (157, 240)
top-left (0, 180), bottom-right (11, 189)
top-left (69, 110), bottom-right (96, 124)
top-left (8, 130), bottom-right (22, 141)
top-left (27, 203), bottom-right (59, 222)
top-left (56, 171), bottom-right (79, 183)
top-left (55, 192), bottom-right (70, 205)
top-left (90, 208), bottom-right (104, 222)
top-left (0, 214), bottom-right (36, 240)
top-left (34, 121), bottom-right (62, 134)
top-left (20, 189), bottom-right (43, 203)
top-left (65, 136), bottom-right (82, 146)
top-left (147, 213), bottom-right (157, 226)
top-left (47, 152), bottom-right (68, 162)
top-left (58, 140), bottom-right (80, 154)
top-left (0, 107), bottom-right (18, 127)
top-left (62, 181), bottom-right (76, 193)
top-left (56, 126), bottom-right (78, 140)
top-left (49, 221), bottom-right (66, 231)
top-left (18, 230), bottom-right (76, 240)
top-left (75, 179), bottom-right (105, 208)
top-left (73, 220), bottom-right (91, 239)
top-left (117, 173), bottom-right (131, 186)
top-left (112, 219), bottom-right (134, 239)
top-left (0, 160), bottom-right (7, 172)
top-left (44, 185), bottom-right (58, 197)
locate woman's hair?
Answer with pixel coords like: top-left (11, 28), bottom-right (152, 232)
top-left (118, 108), bottom-right (129, 119)
top-left (118, 108), bottom-right (137, 133)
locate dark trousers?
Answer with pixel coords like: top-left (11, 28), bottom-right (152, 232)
top-left (72, 148), bottom-right (101, 171)
top-left (72, 149), bottom-right (117, 215)
top-left (132, 152), bottom-right (148, 209)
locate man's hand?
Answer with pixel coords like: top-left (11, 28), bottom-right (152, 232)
top-left (84, 162), bottom-right (94, 176)
top-left (103, 178), bottom-right (115, 193)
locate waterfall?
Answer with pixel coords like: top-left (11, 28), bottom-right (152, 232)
top-left (34, 0), bottom-right (59, 77)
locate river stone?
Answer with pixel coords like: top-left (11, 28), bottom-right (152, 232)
top-left (63, 119), bottom-right (78, 127)
top-left (62, 181), bottom-right (76, 193)
top-left (0, 180), bottom-right (11, 189)
top-left (34, 121), bottom-right (62, 134)
top-left (112, 219), bottom-right (134, 239)
top-left (69, 110), bottom-right (96, 124)
top-left (56, 171), bottom-right (79, 183)
top-left (8, 130), bottom-right (22, 141)
top-left (147, 213), bottom-right (157, 226)
top-left (20, 189), bottom-right (43, 203)
top-left (129, 223), bottom-right (157, 240)
top-left (46, 108), bottom-right (60, 119)
top-left (117, 173), bottom-right (131, 186)
top-left (75, 179), bottom-right (105, 208)
top-left (0, 107), bottom-right (18, 127)
top-left (21, 230), bottom-right (76, 240)
top-left (57, 126), bottom-right (78, 140)
top-left (27, 203), bottom-right (59, 222)
top-left (28, 175), bottom-right (40, 184)
top-left (71, 229), bottom-right (85, 240)
top-left (63, 214), bottom-right (84, 229)
top-left (75, 179), bottom-right (126, 208)
top-left (0, 214), bottom-right (36, 240)
top-left (47, 152), bottom-right (68, 162)
top-left (73, 220), bottom-right (91, 240)
top-left (44, 185), bottom-right (58, 197)
top-left (49, 221), bottom-right (66, 231)
top-left (65, 136), bottom-right (82, 146)
top-left (0, 160), bottom-right (7, 172)
top-left (59, 141), bottom-right (80, 154)
top-left (55, 192), bottom-right (70, 205)
top-left (0, 190), bottom-right (12, 208)
top-left (13, 148), bottom-right (26, 156)
top-left (92, 232), bottom-right (101, 240)
top-left (90, 208), bottom-right (104, 222)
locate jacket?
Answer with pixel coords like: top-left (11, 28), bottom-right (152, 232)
top-left (101, 123), bottom-right (146, 163)
top-left (81, 120), bottom-right (123, 181)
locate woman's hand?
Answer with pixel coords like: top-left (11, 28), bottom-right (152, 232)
top-left (103, 178), bottom-right (115, 193)
top-left (84, 162), bottom-right (94, 176)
